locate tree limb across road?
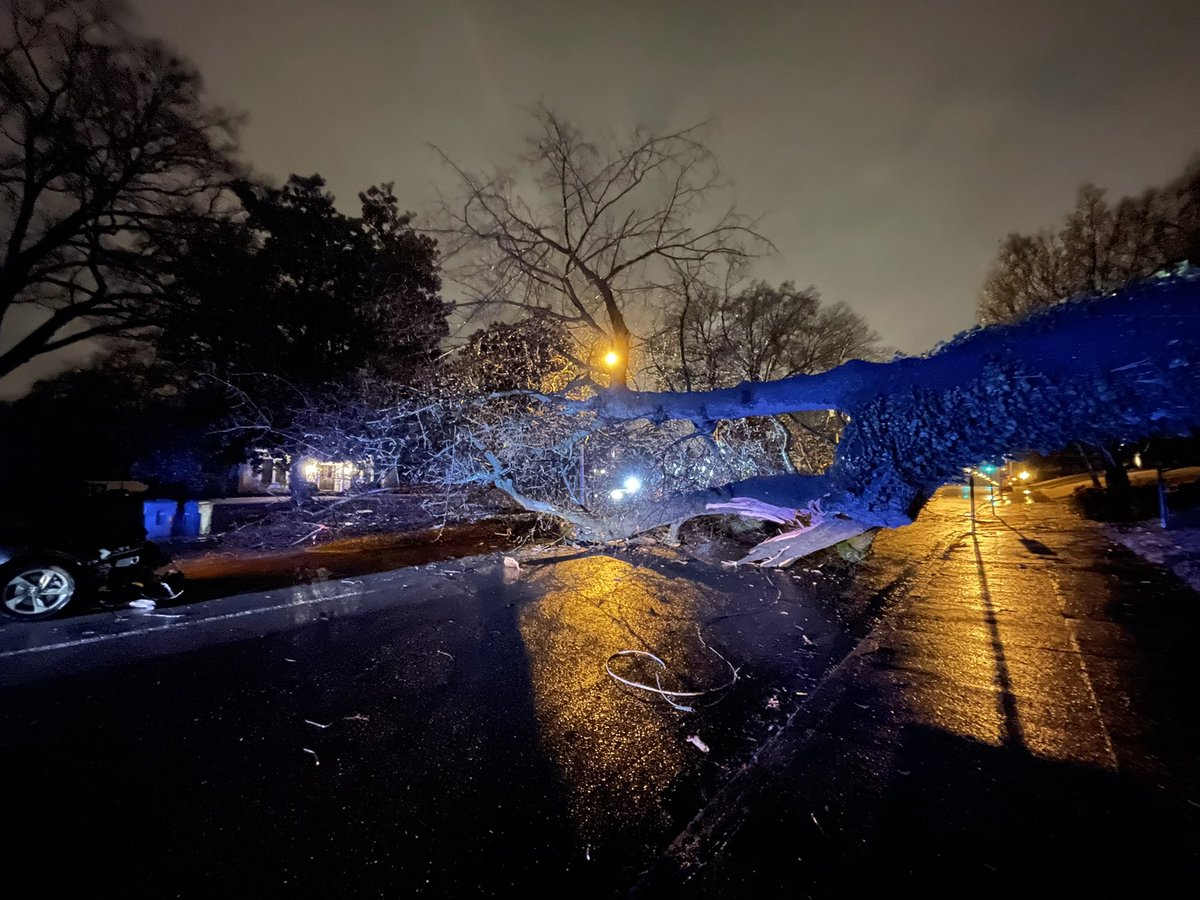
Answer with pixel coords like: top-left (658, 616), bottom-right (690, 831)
top-left (232, 270), bottom-right (1200, 568)
top-left (563, 269), bottom-right (1200, 563)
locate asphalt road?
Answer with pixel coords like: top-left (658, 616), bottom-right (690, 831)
top-left (642, 493), bottom-right (1200, 895)
top-left (0, 535), bottom-right (877, 897)
top-left (3, 490), bottom-right (1196, 896)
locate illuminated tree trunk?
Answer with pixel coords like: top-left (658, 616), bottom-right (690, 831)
top-left (567, 272), bottom-right (1200, 564)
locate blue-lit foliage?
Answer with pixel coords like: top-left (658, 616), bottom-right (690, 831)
top-left (583, 269), bottom-right (1200, 539)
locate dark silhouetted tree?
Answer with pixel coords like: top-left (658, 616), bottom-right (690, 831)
top-left (977, 172), bottom-right (1200, 326)
top-left (0, 0), bottom-right (238, 383)
top-left (0, 345), bottom-right (233, 496)
top-left (646, 276), bottom-right (883, 475)
top-left (1162, 157), bottom-right (1200, 266)
top-left (161, 175), bottom-right (448, 390)
top-left (650, 278), bottom-right (881, 390)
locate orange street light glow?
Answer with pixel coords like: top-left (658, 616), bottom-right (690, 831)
top-left (603, 351), bottom-right (620, 367)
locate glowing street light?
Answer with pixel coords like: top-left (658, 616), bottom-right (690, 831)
top-left (603, 350), bottom-right (620, 368)
top-left (623, 475), bottom-right (642, 493)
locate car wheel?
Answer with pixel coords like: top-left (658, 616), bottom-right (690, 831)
top-left (0, 561), bottom-right (78, 620)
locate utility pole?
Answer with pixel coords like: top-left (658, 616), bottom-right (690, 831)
top-left (1157, 467), bottom-right (1169, 529)
top-left (968, 469), bottom-right (976, 530)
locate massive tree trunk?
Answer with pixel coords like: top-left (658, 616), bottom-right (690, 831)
top-left (558, 272), bottom-right (1200, 564)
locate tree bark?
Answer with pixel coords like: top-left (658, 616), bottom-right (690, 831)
top-left (542, 273), bottom-right (1200, 565)
top-left (1076, 443), bottom-right (1104, 490)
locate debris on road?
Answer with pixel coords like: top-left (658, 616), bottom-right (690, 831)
top-left (502, 556), bottom-right (522, 583)
top-left (686, 735), bottom-right (710, 753)
top-left (810, 811), bottom-right (829, 837)
top-left (291, 524), bottom-right (330, 546)
top-left (304, 719), bottom-right (332, 729)
top-left (605, 627), bottom-right (740, 713)
top-left (302, 748), bottom-right (320, 766)
top-left (128, 598), bottom-right (156, 610)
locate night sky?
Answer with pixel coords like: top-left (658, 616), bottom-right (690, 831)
top-left (5, 0), bottom-right (1200, 395)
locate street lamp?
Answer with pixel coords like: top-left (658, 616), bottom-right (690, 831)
top-left (603, 350), bottom-right (620, 368)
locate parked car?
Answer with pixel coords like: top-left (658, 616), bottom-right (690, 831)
top-left (0, 490), bottom-right (183, 621)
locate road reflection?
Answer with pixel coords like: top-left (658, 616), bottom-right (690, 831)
top-left (517, 555), bottom-right (727, 844)
top-left (894, 500), bottom-right (1118, 769)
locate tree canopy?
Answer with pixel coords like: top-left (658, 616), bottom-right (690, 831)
top-left (160, 174), bottom-right (448, 390)
top-left (648, 277), bottom-right (882, 391)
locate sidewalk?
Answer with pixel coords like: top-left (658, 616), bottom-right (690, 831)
top-left (637, 497), bottom-right (1200, 896)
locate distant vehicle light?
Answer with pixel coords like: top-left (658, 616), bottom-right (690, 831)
top-left (1018, 470), bottom-right (1030, 481)
top-left (609, 489), bottom-right (626, 501)
top-left (623, 475), bottom-right (642, 493)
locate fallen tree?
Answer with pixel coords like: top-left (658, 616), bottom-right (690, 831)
top-left (231, 270), bottom-right (1200, 567)
top-left (555, 269), bottom-right (1200, 563)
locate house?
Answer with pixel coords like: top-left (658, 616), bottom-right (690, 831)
top-left (232, 448), bottom-right (290, 495)
top-left (299, 457), bottom-right (361, 494)
top-left (232, 449), bottom-right (367, 495)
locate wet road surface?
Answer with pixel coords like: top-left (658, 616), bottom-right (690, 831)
top-left (640, 493), bottom-right (1200, 895)
top-left (3, 492), bottom-right (1197, 896)
top-left (0, 540), bottom-right (875, 896)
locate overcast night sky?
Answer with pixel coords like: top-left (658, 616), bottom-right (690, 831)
top-left (5, 0), bottom-right (1200, 395)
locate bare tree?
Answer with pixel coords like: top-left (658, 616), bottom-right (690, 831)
top-left (977, 231), bottom-right (1075, 326)
top-left (645, 275), bottom-right (883, 476)
top-left (976, 182), bottom-right (1182, 494)
top-left (0, 0), bottom-right (238, 383)
top-left (649, 277), bottom-right (881, 389)
top-left (977, 184), bottom-right (1170, 325)
top-left (434, 108), bottom-right (765, 386)
top-left (1162, 157), bottom-right (1200, 265)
